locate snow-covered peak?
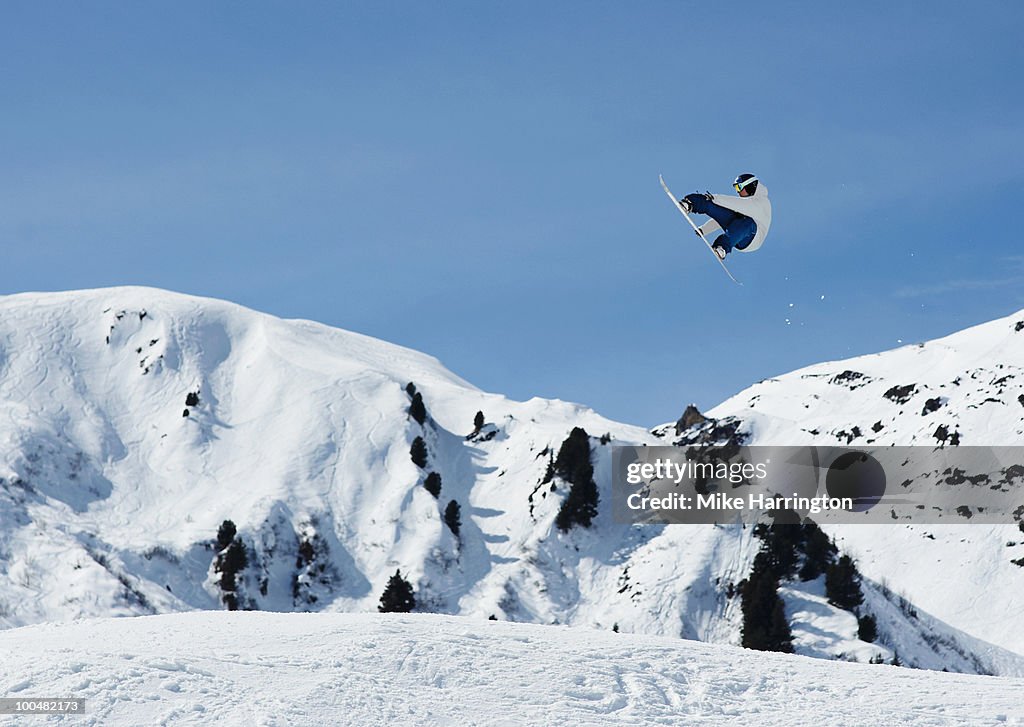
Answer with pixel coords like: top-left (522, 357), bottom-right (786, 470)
top-left (0, 286), bottom-right (657, 633)
top-left (708, 308), bottom-right (1024, 446)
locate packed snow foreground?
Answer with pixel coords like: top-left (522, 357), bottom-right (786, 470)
top-left (2, 611), bottom-right (1023, 726)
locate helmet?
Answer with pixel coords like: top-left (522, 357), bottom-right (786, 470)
top-left (733, 173), bottom-right (758, 194)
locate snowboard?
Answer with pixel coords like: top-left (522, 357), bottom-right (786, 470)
top-left (659, 174), bottom-right (741, 285)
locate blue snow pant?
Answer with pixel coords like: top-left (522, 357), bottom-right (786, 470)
top-left (692, 199), bottom-right (756, 253)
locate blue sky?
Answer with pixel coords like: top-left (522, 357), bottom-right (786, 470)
top-left (2, 2), bottom-right (1022, 426)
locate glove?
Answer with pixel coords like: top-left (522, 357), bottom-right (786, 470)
top-left (678, 198), bottom-right (692, 213)
top-left (703, 191), bottom-right (714, 202)
top-left (683, 192), bottom-right (709, 214)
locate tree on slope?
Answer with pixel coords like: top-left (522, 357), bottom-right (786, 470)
top-left (741, 550), bottom-right (793, 653)
top-left (409, 392), bottom-right (427, 426)
top-left (410, 436), bottom-right (428, 468)
top-left (825, 554), bottom-right (863, 611)
top-left (553, 428), bottom-right (600, 531)
top-left (444, 499), bottom-right (462, 538)
top-left (379, 570), bottom-right (416, 613)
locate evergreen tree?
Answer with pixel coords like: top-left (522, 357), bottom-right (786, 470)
top-left (423, 472), bottom-right (442, 498)
top-left (410, 436), bottom-right (428, 468)
top-left (214, 534), bottom-right (248, 611)
top-left (858, 613), bottom-right (878, 643)
top-left (378, 570), bottom-right (416, 613)
top-left (555, 462), bottom-right (600, 531)
top-left (473, 411), bottom-right (485, 432)
top-left (405, 382), bottom-right (417, 396)
top-left (799, 522), bottom-right (837, 581)
top-left (444, 499), bottom-right (461, 537)
top-left (825, 554), bottom-right (864, 611)
top-left (553, 428), bottom-right (600, 531)
top-left (554, 427), bottom-right (591, 483)
top-left (216, 520), bottom-right (237, 551)
top-left (409, 392), bottom-right (427, 426)
top-left (760, 524), bottom-right (801, 579)
top-left (741, 550), bottom-right (793, 653)
top-left (769, 601), bottom-right (794, 653)
top-left (213, 520), bottom-right (248, 610)
top-left (218, 539), bottom-right (247, 590)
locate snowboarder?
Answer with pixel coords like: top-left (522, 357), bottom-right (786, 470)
top-left (679, 173), bottom-right (771, 260)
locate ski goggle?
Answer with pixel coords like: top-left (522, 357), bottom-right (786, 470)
top-left (733, 176), bottom-right (757, 193)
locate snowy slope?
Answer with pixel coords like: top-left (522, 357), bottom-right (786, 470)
top-left (0, 287), bottom-right (736, 649)
top-left (1, 286), bottom-right (1022, 677)
top-left (691, 311), bottom-right (1024, 658)
top-left (2, 611), bottom-right (1023, 727)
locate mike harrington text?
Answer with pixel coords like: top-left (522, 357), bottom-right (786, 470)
top-left (626, 491), bottom-right (855, 515)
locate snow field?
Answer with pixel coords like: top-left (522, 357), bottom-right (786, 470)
top-left (2, 612), bottom-right (1022, 727)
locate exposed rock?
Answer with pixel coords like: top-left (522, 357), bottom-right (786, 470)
top-left (884, 384), bottom-right (917, 404)
top-left (674, 404), bottom-right (707, 435)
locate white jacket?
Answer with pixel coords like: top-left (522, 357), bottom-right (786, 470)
top-left (697, 182), bottom-right (772, 253)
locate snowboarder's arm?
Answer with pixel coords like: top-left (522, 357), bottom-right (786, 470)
top-left (711, 194), bottom-right (760, 216)
top-left (683, 192), bottom-right (714, 215)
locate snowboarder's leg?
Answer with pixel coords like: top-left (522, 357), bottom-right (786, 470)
top-left (713, 217), bottom-right (757, 256)
top-left (727, 217), bottom-right (757, 251)
top-left (701, 201), bottom-right (741, 231)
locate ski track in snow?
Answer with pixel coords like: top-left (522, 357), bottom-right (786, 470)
top-left (1, 612), bottom-right (1023, 727)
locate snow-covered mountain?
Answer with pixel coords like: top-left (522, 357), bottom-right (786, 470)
top-left (0, 286), bottom-right (662, 630)
top-left (691, 311), bottom-right (1024, 661)
top-left (1, 287), bottom-right (1022, 675)
top-left (4, 611), bottom-right (1023, 727)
